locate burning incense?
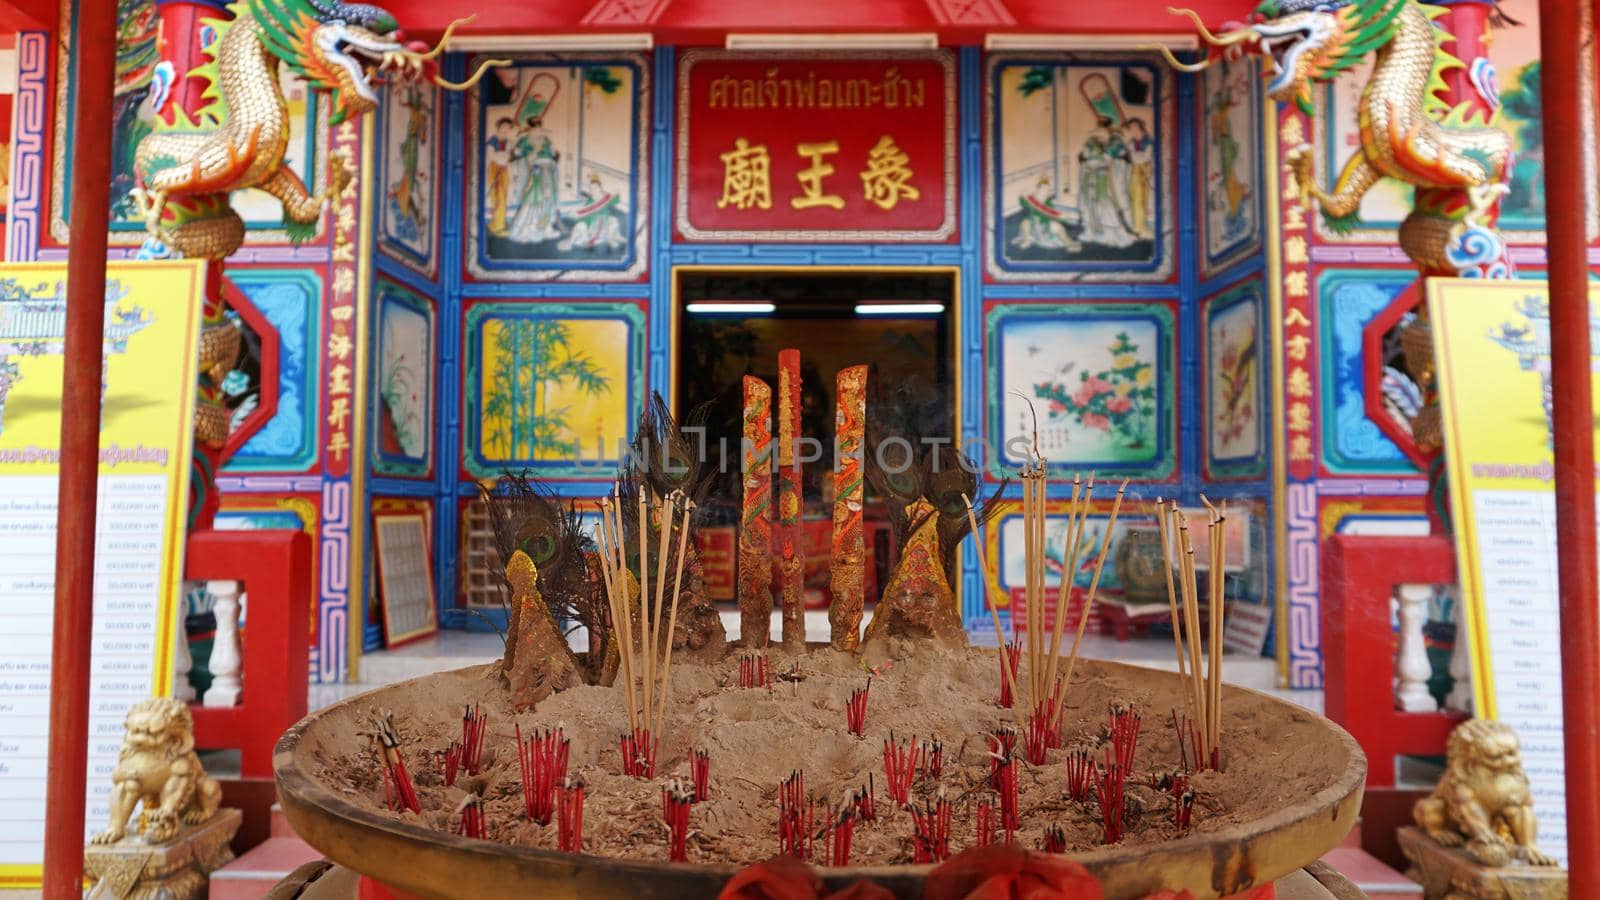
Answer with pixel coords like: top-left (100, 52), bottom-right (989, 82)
top-left (853, 776), bottom-right (877, 823)
top-left (738, 653), bottom-right (773, 690)
top-left (439, 741), bottom-right (463, 787)
top-left (920, 739), bottom-right (944, 780)
top-left (516, 723), bottom-right (570, 826)
top-left (909, 792), bottom-right (953, 863)
top-left (456, 794), bottom-right (487, 840)
top-left (1052, 479), bottom-right (1129, 730)
top-left (372, 711), bottom-right (419, 814)
top-left (1159, 500), bottom-right (1231, 770)
top-left (777, 770), bottom-right (814, 859)
top-left (845, 680), bottom-right (871, 737)
top-left (1064, 747), bottom-right (1094, 802)
top-left (1096, 756), bottom-right (1128, 844)
top-left (690, 749), bottom-right (711, 803)
top-left (998, 637), bottom-right (1021, 709)
top-left (662, 779), bottom-right (693, 862)
top-left (557, 777), bottom-right (585, 852)
top-left (828, 805), bottom-right (857, 866)
top-left (595, 486), bottom-right (696, 777)
top-left (459, 704), bottom-right (487, 776)
top-left (740, 375), bottom-right (774, 649)
top-left (995, 755), bottom-right (1019, 842)
top-left (1108, 704), bottom-right (1141, 773)
top-left (882, 734), bottom-right (921, 807)
top-left (961, 492), bottom-right (1023, 723)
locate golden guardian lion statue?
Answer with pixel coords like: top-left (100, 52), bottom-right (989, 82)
top-left (1413, 719), bottom-right (1558, 868)
top-left (91, 698), bottom-right (223, 845)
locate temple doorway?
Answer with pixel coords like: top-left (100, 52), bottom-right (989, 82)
top-left (673, 267), bottom-right (958, 627)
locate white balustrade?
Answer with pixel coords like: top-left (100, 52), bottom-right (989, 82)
top-left (1394, 583), bottom-right (1437, 712)
top-left (203, 580), bottom-right (243, 707)
top-left (1446, 588), bottom-right (1474, 713)
top-left (172, 586), bottom-right (195, 702)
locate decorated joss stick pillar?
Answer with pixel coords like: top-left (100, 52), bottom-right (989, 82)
top-left (830, 365), bottom-right (867, 650)
top-left (151, 0), bottom-right (238, 529)
top-left (1404, 2), bottom-right (1509, 533)
top-left (777, 350), bottom-right (806, 649)
top-left (740, 376), bottom-right (774, 648)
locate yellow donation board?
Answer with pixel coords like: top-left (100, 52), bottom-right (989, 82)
top-left (1429, 277), bottom-right (1596, 869)
top-left (0, 261), bottom-right (203, 886)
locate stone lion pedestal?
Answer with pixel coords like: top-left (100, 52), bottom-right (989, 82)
top-left (84, 807), bottom-right (240, 900)
top-left (1398, 826), bottom-right (1567, 900)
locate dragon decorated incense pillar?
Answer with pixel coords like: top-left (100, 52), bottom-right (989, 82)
top-left (147, 0), bottom-right (237, 528)
top-left (829, 365), bottom-right (867, 650)
top-left (776, 350), bottom-right (806, 649)
top-left (739, 376), bottom-right (773, 648)
top-left (132, 0), bottom-right (499, 527)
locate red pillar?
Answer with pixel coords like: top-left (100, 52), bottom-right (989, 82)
top-left (42, 0), bottom-right (116, 889)
top-left (1540, 0), bottom-right (1600, 879)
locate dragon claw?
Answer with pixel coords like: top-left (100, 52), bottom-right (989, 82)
top-left (1284, 143), bottom-right (1316, 206)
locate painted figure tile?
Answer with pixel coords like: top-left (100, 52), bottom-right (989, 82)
top-left (224, 268), bottom-right (322, 473)
top-left (1203, 280), bottom-right (1266, 479)
top-left (1200, 57), bottom-right (1262, 277)
top-left (985, 302), bottom-right (1176, 479)
top-left (469, 55), bottom-right (649, 281)
top-left (1316, 268), bottom-right (1416, 474)
top-left (379, 81), bottom-right (440, 277)
top-left (464, 302), bottom-right (645, 478)
top-left (52, 0), bottom-right (323, 245)
top-left (986, 54), bottom-right (1174, 282)
top-left (372, 281), bottom-right (435, 478)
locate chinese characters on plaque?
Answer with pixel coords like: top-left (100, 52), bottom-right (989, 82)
top-left (676, 51), bottom-right (956, 241)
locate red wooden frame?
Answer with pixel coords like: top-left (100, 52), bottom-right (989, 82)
top-left (1359, 280), bottom-right (1429, 471)
top-left (1321, 534), bottom-right (1464, 788)
top-left (217, 274), bottom-right (281, 463)
top-left (184, 529), bottom-right (312, 779)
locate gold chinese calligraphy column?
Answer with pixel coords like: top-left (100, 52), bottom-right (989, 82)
top-left (776, 349), bottom-right (806, 649)
top-left (829, 365), bottom-right (867, 650)
top-left (740, 376), bottom-right (774, 648)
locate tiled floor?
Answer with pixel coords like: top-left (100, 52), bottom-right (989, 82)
top-left (316, 610), bottom-right (1324, 714)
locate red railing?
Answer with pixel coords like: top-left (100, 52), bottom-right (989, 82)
top-left (1321, 534), bottom-right (1465, 787)
top-left (182, 529), bottom-right (312, 778)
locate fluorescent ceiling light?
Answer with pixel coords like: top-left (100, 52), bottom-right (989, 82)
top-left (854, 303), bottom-right (945, 316)
top-left (984, 33), bottom-right (1199, 51)
top-left (726, 33), bottom-right (938, 50)
top-left (686, 302), bottom-right (775, 315)
top-left (446, 33), bottom-right (653, 52)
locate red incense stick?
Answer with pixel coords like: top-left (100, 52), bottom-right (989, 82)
top-left (516, 723), bottom-right (570, 825)
top-left (846, 679), bottom-right (871, 737)
top-left (1041, 824), bottom-right (1067, 853)
top-left (690, 748), bottom-right (711, 803)
top-left (557, 777), bottom-right (586, 852)
top-left (998, 637), bottom-right (1021, 709)
top-left (662, 779), bottom-right (693, 862)
top-left (1064, 747), bottom-right (1095, 802)
top-left (882, 734), bottom-right (922, 807)
top-left (909, 793), bottom-right (952, 863)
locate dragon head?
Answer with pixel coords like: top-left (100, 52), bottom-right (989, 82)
top-left (1145, 0), bottom-right (1408, 114)
top-left (251, 0), bottom-right (506, 123)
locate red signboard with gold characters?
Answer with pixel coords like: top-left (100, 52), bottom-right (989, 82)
top-left (675, 50), bottom-right (957, 242)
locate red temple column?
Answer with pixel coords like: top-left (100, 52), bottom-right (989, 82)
top-left (1539, 0), bottom-right (1599, 880)
top-left (41, 0), bottom-right (116, 890)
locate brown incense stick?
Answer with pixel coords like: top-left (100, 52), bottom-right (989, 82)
top-left (1155, 499), bottom-right (1196, 733)
top-left (1175, 507), bottom-right (1208, 753)
top-left (962, 493), bottom-right (1022, 723)
top-left (1042, 475), bottom-right (1086, 701)
top-left (1054, 480), bottom-right (1128, 725)
top-left (637, 490), bottom-right (653, 724)
top-left (655, 493), bottom-right (694, 737)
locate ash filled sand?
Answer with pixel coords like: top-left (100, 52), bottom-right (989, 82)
top-left (303, 643), bottom-right (1348, 865)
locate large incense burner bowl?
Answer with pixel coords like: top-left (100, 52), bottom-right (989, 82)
top-left (275, 653), bottom-right (1364, 900)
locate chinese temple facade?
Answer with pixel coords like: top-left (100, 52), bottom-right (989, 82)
top-left (0, 0), bottom-right (1586, 694)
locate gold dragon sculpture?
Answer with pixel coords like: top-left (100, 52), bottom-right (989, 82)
top-left (131, 0), bottom-right (501, 262)
top-left (1149, 0), bottom-right (1513, 275)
